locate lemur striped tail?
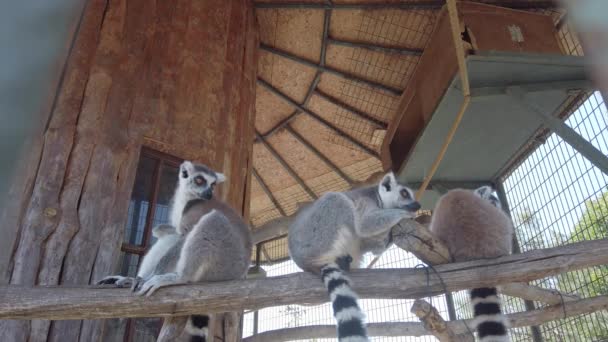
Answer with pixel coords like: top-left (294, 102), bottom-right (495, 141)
top-left (471, 287), bottom-right (509, 342)
top-left (186, 314), bottom-right (209, 342)
top-left (321, 263), bottom-right (369, 342)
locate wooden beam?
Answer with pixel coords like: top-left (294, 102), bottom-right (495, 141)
top-left (393, 219), bottom-right (581, 306)
top-left (242, 295), bottom-right (608, 341)
top-left (257, 78), bottom-right (380, 157)
top-left (314, 89), bottom-right (388, 128)
top-left (1, 239), bottom-right (607, 320)
top-left (501, 282), bottom-right (580, 305)
top-left (256, 132), bottom-right (318, 200)
top-left (252, 168), bottom-right (287, 216)
top-left (328, 38), bottom-right (423, 56)
top-left (285, 125), bottom-right (355, 185)
top-left (259, 44), bottom-right (402, 96)
top-left (253, 1), bottom-right (558, 10)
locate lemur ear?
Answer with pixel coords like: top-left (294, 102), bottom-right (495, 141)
top-left (474, 185), bottom-right (493, 198)
top-left (379, 172), bottom-right (397, 192)
top-left (215, 172), bottom-right (226, 183)
top-left (180, 161), bottom-right (194, 179)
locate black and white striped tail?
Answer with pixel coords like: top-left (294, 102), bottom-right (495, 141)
top-left (321, 262), bottom-right (369, 342)
top-left (471, 287), bottom-right (509, 342)
top-left (186, 314), bottom-right (209, 342)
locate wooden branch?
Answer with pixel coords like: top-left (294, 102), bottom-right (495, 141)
top-left (392, 219), bottom-right (580, 306)
top-left (500, 282), bottom-right (580, 306)
top-left (242, 295), bottom-right (608, 342)
top-left (156, 316), bottom-right (186, 342)
top-left (1, 239), bottom-right (608, 320)
top-left (391, 219), bottom-right (451, 265)
top-left (411, 299), bottom-right (473, 342)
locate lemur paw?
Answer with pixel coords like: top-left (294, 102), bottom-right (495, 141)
top-left (135, 273), bottom-right (179, 297)
top-left (131, 276), bottom-right (144, 292)
top-left (97, 275), bottom-right (135, 287)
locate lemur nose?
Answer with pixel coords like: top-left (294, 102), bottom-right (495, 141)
top-left (407, 201), bottom-right (421, 212)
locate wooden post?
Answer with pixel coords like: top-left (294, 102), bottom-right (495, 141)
top-left (0, 0), bottom-right (258, 341)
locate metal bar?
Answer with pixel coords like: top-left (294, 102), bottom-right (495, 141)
top-left (507, 86), bottom-right (608, 176)
top-left (430, 184), bottom-right (458, 321)
top-left (252, 167), bottom-right (288, 216)
top-left (253, 1), bottom-right (557, 10)
top-left (328, 38), bottom-right (423, 56)
top-left (258, 78), bottom-right (380, 157)
top-left (314, 89), bottom-right (388, 128)
top-left (285, 125), bottom-right (355, 185)
top-left (320, 9), bottom-right (331, 67)
top-left (495, 180), bottom-right (544, 342)
top-left (444, 293), bottom-right (458, 321)
top-left (256, 132), bottom-right (318, 200)
top-left (470, 80), bottom-right (594, 99)
top-left (260, 44), bottom-right (402, 96)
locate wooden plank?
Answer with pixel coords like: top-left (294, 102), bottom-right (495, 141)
top-left (1, 239), bottom-right (607, 320)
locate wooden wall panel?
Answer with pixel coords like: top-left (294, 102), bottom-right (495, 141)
top-left (0, 0), bottom-right (258, 341)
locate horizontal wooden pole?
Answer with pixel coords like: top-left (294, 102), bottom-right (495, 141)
top-left (0, 239), bottom-right (607, 320)
top-left (243, 295), bottom-right (608, 342)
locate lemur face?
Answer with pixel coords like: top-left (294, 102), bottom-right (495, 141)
top-left (474, 185), bottom-right (502, 209)
top-left (179, 161), bottom-right (226, 200)
top-left (378, 172), bottom-right (421, 216)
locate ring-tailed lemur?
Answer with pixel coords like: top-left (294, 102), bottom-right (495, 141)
top-left (289, 172), bottom-right (420, 342)
top-left (99, 161), bottom-right (252, 342)
top-left (429, 186), bottom-right (513, 342)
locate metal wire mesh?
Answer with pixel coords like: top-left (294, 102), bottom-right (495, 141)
top-left (505, 91), bottom-right (608, 342)
top-left (451, 91), bottom-right (608, 341)
top-left (327, 9), bottom-right (436, 151)
top-left (243, 243), bottom-right (448, 341)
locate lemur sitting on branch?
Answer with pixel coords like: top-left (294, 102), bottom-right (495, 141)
top-left (99, 161), bottom-right (252, 342)
top-left (429, 186), bottom-right (513, 342)
top-left (288, 172), bottom-right (420, 342)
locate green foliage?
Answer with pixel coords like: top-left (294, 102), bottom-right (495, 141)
top-left (508, 192), bottom-right (608, 341)
top-left (552, 190), bottom-right (608, 341)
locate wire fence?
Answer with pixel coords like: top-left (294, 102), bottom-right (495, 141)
top-left (243, 241), bottom-right (449, 342)
top-left (450, 91), bottom-right (608, 341)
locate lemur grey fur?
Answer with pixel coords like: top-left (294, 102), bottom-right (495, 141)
top-left (429, 186), bottom-right (513, 342)
top-left (289, 172), bottom-right (420, 342)
top-left (99, 161), bottom-right (252, 342)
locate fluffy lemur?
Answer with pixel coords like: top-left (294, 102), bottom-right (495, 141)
top-left (99, 161), bottom-right (252, 342)
top-left (429, 186), bottom-right (513, 342)
top-left (289, 172), bottom-right (420, 342)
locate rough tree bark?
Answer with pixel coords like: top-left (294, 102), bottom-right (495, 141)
top-left (0, 0), bottom-right (258, 341)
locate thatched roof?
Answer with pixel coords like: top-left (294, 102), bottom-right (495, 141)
top-left (248, 0), bottom-right (567, 263)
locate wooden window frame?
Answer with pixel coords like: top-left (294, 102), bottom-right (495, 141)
top-left (122, 147), bottom-right (182, 342)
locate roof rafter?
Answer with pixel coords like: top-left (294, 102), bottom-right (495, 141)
top-left (285, 124), bottom-right (355, 185)
top-left (328, 38), bottom-right (423, 56)
top-left (314, 89), bottom-right (388, 128)
top-left (252, 167), bottom-right (288, 216)
top-left (260, 43), bottom-right (402, 96)
top-left (258, 78), bottom-right (380, 158)
top-left (253, 1), bottom-right (558, 10)
top-left (256, 131), bottom-right (318, 200)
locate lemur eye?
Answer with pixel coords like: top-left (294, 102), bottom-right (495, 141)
top-left (400, 189), bottom-right (410, 199)
top-left (194, 176), bottom-right (206, 186)
top-left (181, 170), bottom-right (188, 178)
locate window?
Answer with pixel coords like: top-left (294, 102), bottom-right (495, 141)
top-left (118, 148), bottom-right (182, 342)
